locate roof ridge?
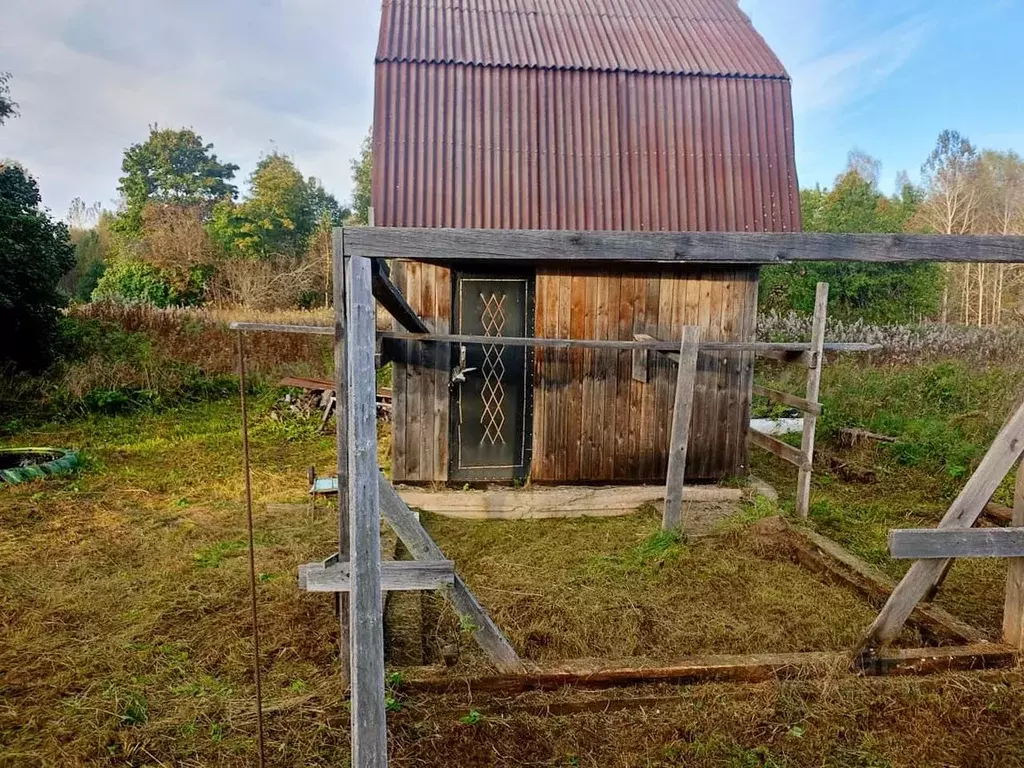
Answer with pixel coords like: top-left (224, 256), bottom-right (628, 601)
top-left (376, 0), bottom-right (790, 79)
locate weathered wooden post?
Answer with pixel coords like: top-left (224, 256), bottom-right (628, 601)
top-left (1003, 460), bottom-right (1024, 648)
top-left (331, 228), bottom-right (351, 684)
top-left (795, 282), bottom-right (828, 518)
top-left (345, 253), bottom-right (388, 766)
top-left (663, 326), bottom-right (701, 531)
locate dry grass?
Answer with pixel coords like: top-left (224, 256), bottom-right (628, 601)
top-left (1, 401), bottom-right (1022, 766)
top-left (410, 510), bottom-right (892, 672)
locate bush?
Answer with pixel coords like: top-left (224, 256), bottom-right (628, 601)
top-left (0, 164), bottom-right (76, 370)
top-left (91, 259), bottom-right (206, 307)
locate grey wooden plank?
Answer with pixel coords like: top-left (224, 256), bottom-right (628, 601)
top-left (662, 326), bottom-right (700, 531)
top-left (858, 397), bottom-right (1024, 652)
top-left (751, 384), bottom-right (822, 416)
top-left (229, 322), bottom-right (332, 335)
top-left (371, 258), bottom-right (430, 333)
top-left (747, 428), bottom-right (811, 470)
top-left (1003, 461), bottom-right (1024, 648)
top-left (377, 476), bottom-right (525, 673)
top-left (345, 254), bottom-right (388, 768)
top-left (380, 330), bottom-right (878, 354)
top-left (331, 228), bottom-right (351, 685)
top-left (343, 228), bottom-right (1024, 264)
top-left (298, 560), bottom-right (456, 592)
top-left (796, 282), bottom-right (828, 518)
top-left (889, 528), bottom-right (1024, 559)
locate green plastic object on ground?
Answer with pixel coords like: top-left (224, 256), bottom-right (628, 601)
top-left (0, 448), bottom-right (80, 484)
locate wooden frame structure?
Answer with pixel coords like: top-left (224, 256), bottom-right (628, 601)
top-left (230, 228), bottom-right (1024, 767)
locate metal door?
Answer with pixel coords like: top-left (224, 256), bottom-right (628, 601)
top-left (450, 275), bottom-right (532, 481)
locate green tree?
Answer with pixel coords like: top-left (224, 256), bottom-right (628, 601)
top-left (761, 158), bottom-right (940, 323)
top-left (0, 164), bottom-right (76, 370)
top-left (0, 72), bottom-right (18, 126)
top-left (210, 153), bottom-right (345, 259)
top-left (116, 126), bottom-right (239, 238)
top-left (349, 129), bottom-right (372, 224)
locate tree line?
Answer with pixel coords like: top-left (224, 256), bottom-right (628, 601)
top-left (764, 135), bottom-right (1024, 325)
top-left (61, 125), bottom-right (373, 310)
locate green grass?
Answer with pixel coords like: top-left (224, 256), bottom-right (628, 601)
top-left (3, 355), bottom-right (1024, 766)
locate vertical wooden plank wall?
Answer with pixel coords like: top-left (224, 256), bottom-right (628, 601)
top-left (531, 265), bottom-right (757, 482)
top-left (391, 261), bottom-right (451, 483)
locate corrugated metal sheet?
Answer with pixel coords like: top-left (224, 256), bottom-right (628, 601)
top-left (376, 0), bottom-right (788, 78)
top-left (373, 63), bottom-right (800, 231)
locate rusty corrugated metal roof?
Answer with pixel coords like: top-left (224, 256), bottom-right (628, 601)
top-left (376, 0), bottom-right (788, 78)
top-left (373, 63), bottom-right (800, 231)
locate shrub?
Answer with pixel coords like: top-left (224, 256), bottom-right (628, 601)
top-left (91, 259), bottom-right (207, 307)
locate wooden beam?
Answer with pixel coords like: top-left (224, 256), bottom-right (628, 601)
top-left (342, 228), bottom-right (1024, 265)
top-left (298, 560), bottom-right (455, 592)
top-left (400, 644), bottom-right (1016, 695)
top-left (889, 528), bottom-right (1024, 559)
top-left (371, 258), bottom-right (430, 333)
top-left (380, 330), bottom-right (878, 354)
top-left (377, 476), bottom-right (525, 673)
top-left (779, 520), bottom-right (986, 645)
top-left (1003, 461), bottom-right (1024, 648)
top-left (332, 228), bottom-right (351, 685)
top-left (345, 254), bottom-right (387, 768)
top-left (858, 397), bottom-right (1024, 652)
top-left (747, 428), bottom-right (811, 470)
top-left (751, 384), bottom-right (822, 415)
top-left (229, 321), bottom-right (332, 335)
top-left (663, 326), bottom-right (700, 531)
top-left (796, 282), bottom-right (828, 518)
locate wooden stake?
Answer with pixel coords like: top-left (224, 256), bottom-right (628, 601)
top-left (663, 326), bottom-right (701, 531)
top-left (795, 282), bottom-right (828, 518)
top-left (332, 228), bottom-right (351, 684)
top-left (345, 254), bottom-right (388, 767)
top-left (1003, 460), bottom-right (1024, 648)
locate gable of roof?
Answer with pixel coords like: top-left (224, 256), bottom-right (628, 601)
top-left (376, 0), bottom-right (788, 78)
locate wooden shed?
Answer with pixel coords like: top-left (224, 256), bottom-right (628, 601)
top-left (372, 0), bottom-right (800, 484)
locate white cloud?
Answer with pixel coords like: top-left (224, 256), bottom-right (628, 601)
top-left (0, 0), bottom-right (382, 218)
top-left (741, 0), bottom-right (931, 120)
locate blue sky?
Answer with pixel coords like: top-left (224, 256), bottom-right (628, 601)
top-left (745, 0), bottom-right (1024, 194)
top-left (1, 0), bottom-right (1022, 219)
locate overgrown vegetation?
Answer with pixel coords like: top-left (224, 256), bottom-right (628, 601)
top-left (0, 303), bottom-right (332, 432)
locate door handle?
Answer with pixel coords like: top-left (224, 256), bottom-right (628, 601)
top-left (450, 366), bottom-right (477, 385)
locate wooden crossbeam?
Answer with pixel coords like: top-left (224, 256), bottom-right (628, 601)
top-left (298, 560), bottom-right (455, 592)
top-left (751, 384), bottom-right (822, 416)
top-left (858, 398), bottom-right (1024, 653)
top-left (342, 228), bottom-right (1024, 265)
top-left (747, 428), bottom-right (811, 470)
top-left (889, 528), bottom-right (1024, 559)
top-left (379, 331), bottom-right (878, 354)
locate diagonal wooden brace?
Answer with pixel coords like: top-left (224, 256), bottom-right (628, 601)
top-left (856, 398), bottom-right (1024, 657)
top-left (377, 474), bottom-right (525, 674)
